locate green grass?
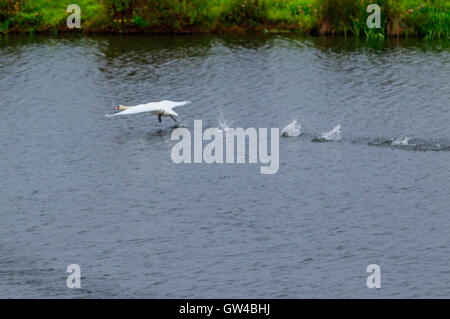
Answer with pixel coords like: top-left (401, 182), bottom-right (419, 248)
top-left (0, 0), bottom-right (104, 33)
top-left (396, 0), bottom-right (450, 38)
top-left (0, 0), bottom-right (448, 38)
top-left (314, 0), bottom-right (449, 38)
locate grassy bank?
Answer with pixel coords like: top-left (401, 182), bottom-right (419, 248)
top-left (1, 0), bottom-right (448, 38)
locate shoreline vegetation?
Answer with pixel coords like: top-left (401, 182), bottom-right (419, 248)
top-left (0, 0), bottom-right (449, 38)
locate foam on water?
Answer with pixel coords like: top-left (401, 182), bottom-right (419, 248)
top-left (392, 136), bottom-right (411, 146)
top-left (311, 124), bottom-right (342, 142)
top-left (218, 113), bottom-right (230, 133)
top-left (366, 136), bottom-right (450, 151)
top-left (281, 120), bottom-right (302, 137)
top-left (321, 125), bottom-right (342, 141)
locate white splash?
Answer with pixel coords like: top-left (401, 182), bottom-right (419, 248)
top-left (392, 136), bottom-right (410, 146)
top-left (281, 120), bottom-right (302, 137)
top-left (320, 124), bottom-right (342, 141)
top-left (218, 113), bottom-right (230, 133)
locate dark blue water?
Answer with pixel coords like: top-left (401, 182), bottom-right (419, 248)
top-left (0, 35), bottom-right (449, 298)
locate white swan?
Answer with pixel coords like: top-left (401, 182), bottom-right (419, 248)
top-left (106, 100), bottom-right (190, 122)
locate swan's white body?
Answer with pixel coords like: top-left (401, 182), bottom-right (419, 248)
top-left (106, 100), bottom-right (190, 121)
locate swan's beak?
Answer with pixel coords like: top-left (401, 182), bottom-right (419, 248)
top-left (116, 105), bottom-right (128, 111)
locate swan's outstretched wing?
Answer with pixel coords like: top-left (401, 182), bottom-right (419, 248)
top-left (160, 100), bottom-right (191, 109)
top-left (105, 100), bottom-right (190, 118)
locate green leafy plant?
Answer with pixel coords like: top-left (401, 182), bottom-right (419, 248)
top-left (0, 0), bottom-right (447, 36)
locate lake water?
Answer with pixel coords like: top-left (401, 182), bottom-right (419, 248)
top-left (0, 34), bottom-right (449, 298)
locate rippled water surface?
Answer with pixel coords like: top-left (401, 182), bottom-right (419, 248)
top-left (0, 34), bottom-right (449, 298)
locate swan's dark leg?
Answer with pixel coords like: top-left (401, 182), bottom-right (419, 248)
top-left (158, 114), bottom-right (162, 122)
top-left (170, 115), bottom-right (177, 122)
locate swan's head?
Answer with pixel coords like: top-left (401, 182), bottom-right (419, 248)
top-left (116, 105), bottom-right (127, 111)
